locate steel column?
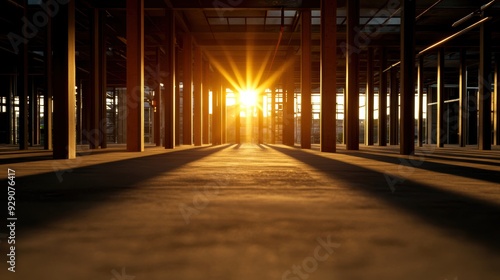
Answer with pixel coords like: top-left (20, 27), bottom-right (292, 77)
top-left (126, 0), bottom-right (144, 152)
top-left (399, 0), bottom-right (416, 155)
top-left (320, 0), bottom-right (337, 152)
top-left (301, 9), bottom-right (312, 149)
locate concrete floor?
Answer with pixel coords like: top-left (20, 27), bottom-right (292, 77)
top-left (1, 143), bottom-right (500, 280)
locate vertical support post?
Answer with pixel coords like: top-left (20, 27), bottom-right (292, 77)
top-left (346, 0), bottom-right (360, 150)
top-left (99, 9), bottom-right (107, 149)
top-left (389, 67), bottom-right (398, 145)
top-left (221, 80), bottom-right (227, 143)
top-left (212, 72), bottom-right (222, 145)
top-left (417, 56), bottom-right (424, 147)
top-left (365, 48), bottom-right (374, 146)
top-left (284, 50), bottom-right (295, 146)
top-left (235, 91), bottom-right (241, 144)
top-left (301, 9), bottom-right (312, 149)
top-left (175, 47), bottom-right (181, 146)
top-left (193, 46), bottom-right (203, 146)
top-left (258, 91), bottom-right (264, 144)
top-left (90, 8), bottom-right (101, 149)
top-left (437, 48), bottom-right (445, 148)
top-left (154, 47), bottom-right (161, 146)
top-left (494, 56), bottom-right (499, 146)
top-left (399, 0), bottom-right (416, 155)
top-left (53, 0), bottom-right (76, 159)
top-left (271, 87), bottom-right (276, 144)
top-left (478, 23), bottom-right (492, 150)
top-left (320, 0), bottom-right (337, 152)
top-left (44, 16), bottom-right (53, 150)
top-left (183, 34), bottom-right (192, 145)
top-left (459, 48), bottom-right (467, 147)
top-left (379, 48), bottom-right (388, 146)
top-left (30, 74), bottom-right (38, 146)
top-left (126, 0), bottom-right (144, 152)
top-left (164, 9), bottom-right (175, 149)
top-left (202, 60), bottom-right (210, 144)
top-left (18, 1), bottom-right (29, 150)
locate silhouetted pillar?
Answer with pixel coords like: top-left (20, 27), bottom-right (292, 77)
top-left (400, 0), bottom-right (415, 155)
top-left (221, 81), bottom-right (227, 143)
top-left (284, 50), bottom-right (295, 146)
top-left (301, 9), bottom-right (312, 149)
top-left (99, 10), bottom-right (107, 149)
top-left (258, 91), bottom-right (264, 144)
top-left (459, 49), bottom-right (467, 147)
top-left (235, 90), bottom-right (241, 145)
top-left (154, 48), bottom-right (161, 146)
top-left (126, 0), bottom-right (144, 152)
top-left (18, 1), bottom-right (29, 150)
top-left (494, 56), bottom-right (500, 146)
top-left (346, 0), bottom-right (360, 150)
top-left (365, 48), bottom-right (374, 146)
top-left (44, 17), bottom-right (53, 150)
top-left (183, 34), bottom-right (192, 145)
top-left (437, 48), bottom-right (445, 147)
top-left (193, 46), bottom-right (202, 146)
top-left (271, 87), bottom-right (276, 144)
top-left (175, 47), bottom-right (181, 146)
top-left (212, 72), bottom-right (222, 145)
top-left (30, 76), bottom-right (38, 146)
top-left (203, 60), bottom-right (210, 144)
top-left (417, 56), bottom-right (424, 147)
top-left (378, 49), bottom-right (388, 146)
top-left (389, 67), bottom-right (398, 145)
top-left (90, 8), bottom-right (106, 149)
top-left (164, 9), bottom-right (175, 149)
top-left (320, 0), bottom-right (337, 152)
top-left (478, 23), bottom-right (492, 150)
top-left (53, 0), bottom-right (76, 159)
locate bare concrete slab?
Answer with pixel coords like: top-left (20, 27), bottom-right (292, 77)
top-left (1, 143), bottom-right (500, 280)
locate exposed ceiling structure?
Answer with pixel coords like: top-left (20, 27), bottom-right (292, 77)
top-left (0, 0), bottom-right (499, 90)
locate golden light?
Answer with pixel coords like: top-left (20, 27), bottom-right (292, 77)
top-left (239, 89), bottom-right (258, 107)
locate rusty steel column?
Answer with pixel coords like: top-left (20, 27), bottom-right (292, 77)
top-left (164, 9), bottom-right (175, 149)
top-left (346, 0), bottom-right (360, 150)
top-left (193, 46), bottom-right (203, 146)
top-left (53, 0), bottom-right (76, 158)
top-left (320, 0), bottom-right (337, 152)
top-left (365, 48), bottom-right (374, 146)
top-left (301, 9), bottom-right (312, 149)
top-left (182, 34), bottom-right (193, 145)
top-left (126, 0), bottom-right (145, 152)
top-left (378, 48), bottom-right (388, 146)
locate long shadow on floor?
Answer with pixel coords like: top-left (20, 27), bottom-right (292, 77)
top-left (343, 149), bottom-right (500, 184)
top-left (268, 145), bottom-right (500, 254)
top-left (3, 144), bottom-right (233, 235)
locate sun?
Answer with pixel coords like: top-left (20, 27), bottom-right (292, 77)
top-left (239, 89), bottom-right (258, 107)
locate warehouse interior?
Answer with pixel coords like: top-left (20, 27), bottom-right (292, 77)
top-left (0, 0), bottom-right (500, 279)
